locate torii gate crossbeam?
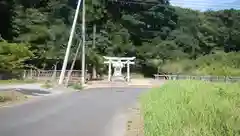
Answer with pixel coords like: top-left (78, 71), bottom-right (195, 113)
top-left (103, 56), bottom-right (135, 82)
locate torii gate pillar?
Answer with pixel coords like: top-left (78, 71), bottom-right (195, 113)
top-left (126, 60), bottom-right (135, 82)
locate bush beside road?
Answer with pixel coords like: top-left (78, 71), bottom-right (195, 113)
top-left (141, 80), bottom-right (240, 136)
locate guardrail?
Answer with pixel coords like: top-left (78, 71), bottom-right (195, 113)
top-left (154, 74), bottom-right (240, 83)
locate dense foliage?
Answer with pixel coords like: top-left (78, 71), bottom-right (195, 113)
top-left (0, 41), bottom-right (33, 77)
top-left (0, 0), bottom-right (239, 76)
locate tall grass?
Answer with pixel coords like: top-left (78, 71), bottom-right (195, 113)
top-left (141, 80), bottom-right (240, 136)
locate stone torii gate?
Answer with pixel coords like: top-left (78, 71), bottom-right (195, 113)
top-left (103, 56), bottom-right (135, 82)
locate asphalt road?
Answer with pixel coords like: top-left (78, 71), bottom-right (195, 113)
top-left (0, 87), bottom-right (147, 136)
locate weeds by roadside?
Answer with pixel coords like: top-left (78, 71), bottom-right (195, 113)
top-left (0, 91), bottom-right (28, 106)
top-left (68, 83), bottom-right (83, 90)
top-left (141, 80), bottom-right (240, 136)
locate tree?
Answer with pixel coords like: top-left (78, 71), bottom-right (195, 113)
top-left (0, 41), bottom-right (34, 72)
top-left (0, 0), bottom-right (239, 77)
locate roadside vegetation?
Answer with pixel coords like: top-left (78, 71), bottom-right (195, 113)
top-left (0, 79), bottom-right (36, 84)
top-left (68, 83), bottom-right (83, 90)
top-left (0, 91), bottom-right (28, 106)
top-left (141, 80), bottom-right (240, 136)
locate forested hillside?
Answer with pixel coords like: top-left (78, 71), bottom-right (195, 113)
top-left (0, 0), bottom-right (239, 77)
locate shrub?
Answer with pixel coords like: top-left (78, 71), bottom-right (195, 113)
top-left (68, 83), bottom-right (83, 90)
top-left (141, 80), bottom-right (240, 136)
top-left (0, 41), bottom-right (34, 72)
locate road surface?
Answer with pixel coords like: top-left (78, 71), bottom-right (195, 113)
top-left (0, 87), bottom-right (147, 136)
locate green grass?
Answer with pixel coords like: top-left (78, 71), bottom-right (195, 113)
top-left (0, 79), bottom-right (36, 84)
top-left (140, 80), bottom-right (240, 136)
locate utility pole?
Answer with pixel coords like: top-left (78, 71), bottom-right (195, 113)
top-left (58, 0), bottom-right (82, 85)
top-left (81, 0), bottom-right (86, 85)
top-left (92, 24), bottom-right (97, 79)
top-left (65, 40), bottom-right (82, 86)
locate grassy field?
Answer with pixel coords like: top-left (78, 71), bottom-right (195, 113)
top-left (140, 80), bottom-right (240, 136)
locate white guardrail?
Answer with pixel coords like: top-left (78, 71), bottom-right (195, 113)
top-left (154, 74), bottom-right (240, 83)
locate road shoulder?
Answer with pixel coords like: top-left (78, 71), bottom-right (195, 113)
top-left (125, 103), bottom-right (144, 136)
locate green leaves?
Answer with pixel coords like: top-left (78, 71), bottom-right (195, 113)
top-left (0, 41), bottom-right (34, 71)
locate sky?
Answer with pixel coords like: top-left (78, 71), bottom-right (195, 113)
top-left (170, 0), bottom-right (240, 11)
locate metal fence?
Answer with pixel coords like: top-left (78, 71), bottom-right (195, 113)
top-left (154, 74), bottom-right (240, 83)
